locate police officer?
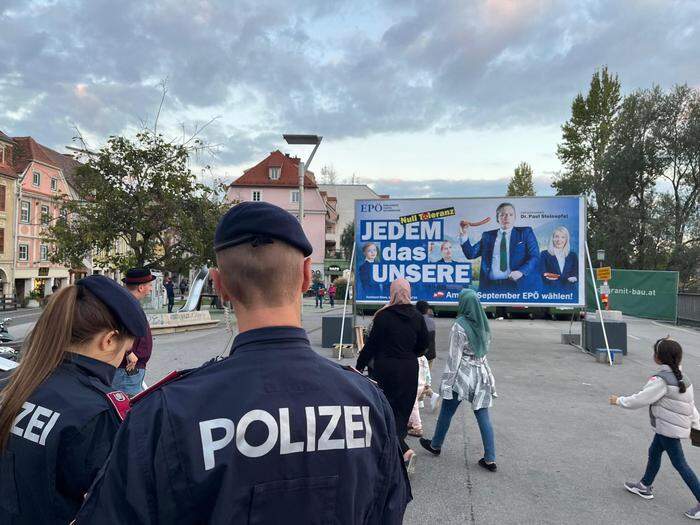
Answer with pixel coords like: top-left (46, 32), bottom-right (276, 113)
top-left (0, 275), bottom-right (148, 524)
top-left (76, 201), bottom-right (412, 524)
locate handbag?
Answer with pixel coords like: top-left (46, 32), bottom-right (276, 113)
top-left (691, 428), bottom-right (700, 447)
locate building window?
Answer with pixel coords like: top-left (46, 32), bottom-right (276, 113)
top-left (0, 145), bottom-right (4, 165)
top-left (0, 228), bottom-right (4, 254)
top-left (32, 171), bottom-right (41, 187)
top-left (41, 205), bottom-right (50, 225)
top-left (18, 244), bottom-right (28, 261)
top-left (252, 190), bottom-right (262, 202)
top-left (268, 167), bottom-right (281, 180)
top-left (20, 201), bottom-right (30, 223)
top-left (51, 178), bottom-right (58, 191)
top-left (0, 185), bottom-right (5, 213)
top-left (291, 190), bottom-right (300, 203)
top-left (40, 244), bottom-right (48, 261)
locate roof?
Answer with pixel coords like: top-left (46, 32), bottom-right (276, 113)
top-left (11, 136), bottom-right (82, 188)
top-left (230, 150), bottom-right (317, 188)
top-left (0, 131), bottom-right (14, 145)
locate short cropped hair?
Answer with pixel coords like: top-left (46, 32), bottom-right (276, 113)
top-left (216, 241), bottom-right (304, 308)
top-left (415, 300), bottom-right (430, 314)
top-left (496, 202), bottom-right (515, 216)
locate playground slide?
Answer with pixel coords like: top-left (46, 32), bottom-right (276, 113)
top-left (178, 267), bottom-right (209, 313)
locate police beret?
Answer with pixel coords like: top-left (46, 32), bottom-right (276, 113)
top-left (122, 268), bottom-right (156, 285)
top-left (214, 201), bottom-right (313, 257)
top-left (77, 275), bottom-right (148, 338)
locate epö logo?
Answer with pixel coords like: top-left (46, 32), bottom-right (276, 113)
top-left (360, 203), bottom-right (383, 213)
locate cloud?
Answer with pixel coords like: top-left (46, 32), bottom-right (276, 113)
top-left (368, 175), bottom-right (556, 199)
top-left (1, 0), bottom-right (699, 169)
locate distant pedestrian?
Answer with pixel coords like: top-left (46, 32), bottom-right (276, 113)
top-left (356, 278), bottom-right (430, 474)
top-left (164, 277), bottom-right (175, 313)
top-left (420, 289), bottom-right (498, 472)
top-left (51, 283), bottom-right (59, 294)
top-left (416, 300), bottom-right (436, 369)
top-left (315, 284), bottom-right (325, 308)
top-left (328, 283), bottom-right (337, 307)
top-left (112, 268), bottom-right (154, 397)
top-left (610, 338), bottom-right (700, 520)
top-left (179, 279), bottom-right (187, 297)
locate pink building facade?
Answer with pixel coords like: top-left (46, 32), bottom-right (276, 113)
top-left (12, 137), bottom-right (72, 298)
top-left (227, 150), bottom-right (331, 279)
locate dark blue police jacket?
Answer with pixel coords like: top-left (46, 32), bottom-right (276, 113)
top-left (461, 227), bottom-right (539, 292)
top-left (0, 354), bottom-right (127, 524)
top-left (76, 326), bottom-right (412, 524)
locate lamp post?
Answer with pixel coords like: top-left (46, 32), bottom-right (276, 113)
top-left (282, 134), bottom-right (322, 223)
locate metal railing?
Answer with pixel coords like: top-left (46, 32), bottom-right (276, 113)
top-left (678, 293), bottom-right (700, 325)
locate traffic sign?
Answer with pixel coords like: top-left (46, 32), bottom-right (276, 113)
top-left (596, 266), bottom-right (612, 281)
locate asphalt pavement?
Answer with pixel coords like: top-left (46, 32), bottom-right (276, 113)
top-left (8, 300), bottom-right (700, 523)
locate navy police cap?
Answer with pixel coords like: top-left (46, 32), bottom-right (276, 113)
top-left (76, 275), bottom-right (148, 338)
top-left (214, 201), bottom-right (313, 257)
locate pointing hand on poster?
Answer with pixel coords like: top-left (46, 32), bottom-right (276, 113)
top-left (568, 277), bottom-right (578, 283)
top-left (509, 270), bottom-right (523, 281)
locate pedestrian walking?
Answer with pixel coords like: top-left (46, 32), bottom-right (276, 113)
top-left (75, 201), bottom-right (411, 524)
top-left (356, 278), bottom-right (430, 474)
top-left (315, 283), bottom-right (325, 308)
top-left (0, 276), bottom-right (147, 524)
top-left (328, 283), bottom-right (337, 308)
top-left (179, 279), bottom-right (187, 298)
top-left (419, 289), bottom-right (498, 472)
top-left (407, 355), bottom-right (434, 437)
top-left (112, 268), bottom-right (154, 396)
top-left (610, 338), bottom-right (700, 520)
top-left (164, 276), bottom-right (175, 313)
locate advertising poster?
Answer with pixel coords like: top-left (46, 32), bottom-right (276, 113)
top-left (354, 196), bottom-right (586, 306)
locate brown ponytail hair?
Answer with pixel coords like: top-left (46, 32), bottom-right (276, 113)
top-left (0, 284), bottom-right (130, 451)
top-left (654, 337), bottom-right (686, 393)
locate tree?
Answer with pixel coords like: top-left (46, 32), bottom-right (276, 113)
top-left (340, 222), bottom-right (354, 261)
top-left (506, 162), bottom-right (535, 196)
top-left (47, 130), bottom-right (229, 272)
top-left (320, 164), bottom-right (338, 184)
top-left (553, 67), bottom-right (622, 263)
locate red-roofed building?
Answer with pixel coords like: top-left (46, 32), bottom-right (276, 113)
top-left (11, 136), bottom-right (74, 298)
top-left (0, 132), bottom-right (18, 295)
top-left (227, 150), bottom-right (330, 279)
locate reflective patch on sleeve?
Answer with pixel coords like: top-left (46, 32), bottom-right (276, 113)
top-left (105, 391), bottom-right (131, 421)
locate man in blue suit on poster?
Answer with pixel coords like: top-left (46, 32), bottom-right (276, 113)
top-left (458, 202), bottom-right (539, 295)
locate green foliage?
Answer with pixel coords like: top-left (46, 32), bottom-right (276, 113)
top-left (506, 162), bottom-right (535, 196)
top-left (46, 131), bottom-right (229, 272)
top-left (553, 68), bottom-right (700, 289)
top-left (333, 276), bottom-right (349, 299)
top-left (340, 222), bottom-right (354, 261)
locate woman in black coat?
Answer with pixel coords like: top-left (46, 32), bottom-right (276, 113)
top-left (356, 278), bottom-right (429, 472)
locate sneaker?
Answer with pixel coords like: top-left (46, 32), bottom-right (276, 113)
top-left (478, 458), bottom-right (497, 472)
top-left (685, 503), bottom-right (700, 520)
top-left (419, 437), bottom-right (441, 456)
top-left (624, 481), bottom-right (653, 500)
top-left (429, 392), bottom-right (440, 412)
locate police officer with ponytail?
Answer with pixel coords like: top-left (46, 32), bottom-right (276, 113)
top-left (76, 202), bottom-right (411, 524)
top-left (0, 276), bottom-right (148, 524)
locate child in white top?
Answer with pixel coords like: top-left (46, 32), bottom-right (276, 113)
top-left (610, 338), bottom-right (700, 520)
top-left (408, 356), bottom-right (438, 437)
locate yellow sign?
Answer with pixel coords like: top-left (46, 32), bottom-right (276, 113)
top-left (596, 266), bottom-right (612, 281)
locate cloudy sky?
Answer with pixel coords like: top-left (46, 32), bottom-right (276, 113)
top-left (1, 0), bottom-right (698, 197)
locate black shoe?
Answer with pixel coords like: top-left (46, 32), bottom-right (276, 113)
top-left (419, 437), bottom-right (441, 456)
top-left (478, 458), bottom-right (497, 472)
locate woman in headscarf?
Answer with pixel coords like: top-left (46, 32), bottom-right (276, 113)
top-left (356, 278), bottom-right (430, 473)
top-left (419, 289), bottom-right (498, 471)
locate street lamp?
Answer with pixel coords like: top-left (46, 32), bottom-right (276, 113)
top-left (282, 134), bottom-right (322, 222)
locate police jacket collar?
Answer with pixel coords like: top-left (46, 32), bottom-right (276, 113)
top-left (63, 353), bottom-right (116, 386)
top-left (229, 326), bottom-right (310, 356)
